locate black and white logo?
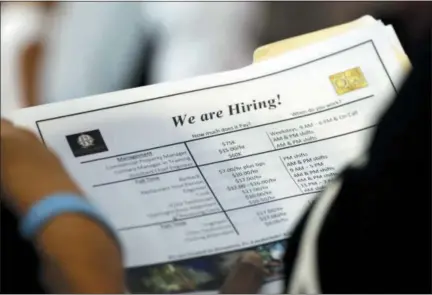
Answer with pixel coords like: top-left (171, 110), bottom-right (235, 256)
top-left (77, 134), bottom-right (95, 148)
top-left (66, 129), bottom-right (108, 157)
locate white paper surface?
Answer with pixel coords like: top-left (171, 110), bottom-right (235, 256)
top-left (11, 21), bottom-right (407, 294)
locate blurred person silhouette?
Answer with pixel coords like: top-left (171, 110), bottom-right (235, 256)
top-left (1, 2), bottom-right (265, 114)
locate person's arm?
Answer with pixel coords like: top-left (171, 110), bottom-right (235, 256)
top-left (0, 119), bottom-right (124, 293)
top-left (1, 2), bottom-right (55, 109)
top-left (37, 214), bottom-right (124, 293)
top-left (19, 2), bottom-right (56, 108)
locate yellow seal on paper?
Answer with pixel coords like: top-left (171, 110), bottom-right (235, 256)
top-left (330, 67), bottom-right (368, 95)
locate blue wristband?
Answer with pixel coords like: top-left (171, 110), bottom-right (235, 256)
top-left (19, 193), bottom-right (117, 241)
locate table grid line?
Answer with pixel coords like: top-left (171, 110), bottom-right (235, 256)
top-left (92, 125), bottom-right (374, 187)
top-left (184, 142), bottom-right (240, 235)
top-left (117, 191), bottom-right (320, 232)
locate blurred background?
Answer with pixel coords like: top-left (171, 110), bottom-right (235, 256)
top-left (0, 2), bottom-right (408, 115)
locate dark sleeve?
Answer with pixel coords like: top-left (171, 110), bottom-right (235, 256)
top-left (284, 26), bottom-right (431, 293)
top-left (1, 200), bottom-right (47, 293)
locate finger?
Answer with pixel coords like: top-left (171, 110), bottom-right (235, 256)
top-left (1, 119), bottom-right (41, 143)
top-left (219, 251), bottom-right (265, 294)
top-left (238, 251), bottom-right (263, 267)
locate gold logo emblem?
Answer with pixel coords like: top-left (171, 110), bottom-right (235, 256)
top-left (330, 67), bottom-right (368, 95)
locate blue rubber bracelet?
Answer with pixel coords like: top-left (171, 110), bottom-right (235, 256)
top-left (19, 193), bottom-right (116, 241)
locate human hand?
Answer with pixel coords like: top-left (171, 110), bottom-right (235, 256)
top-left (219, 251), bottom-right (265, 294)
